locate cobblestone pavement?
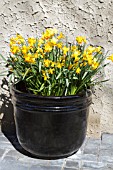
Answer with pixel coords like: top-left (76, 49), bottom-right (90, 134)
top-left (0, 132), bottom-right (113, 170)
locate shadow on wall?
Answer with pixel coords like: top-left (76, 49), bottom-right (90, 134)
top-left (0, 78), bottom-right (15, 135)
top-left (0, 78), bottom-right (38, 159)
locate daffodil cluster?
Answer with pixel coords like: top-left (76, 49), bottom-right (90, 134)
top-left (7, 28), bottom-right (107, 96)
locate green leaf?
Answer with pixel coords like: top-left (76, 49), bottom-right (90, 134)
top-left (48, 84), bottom-right (52, 96)
top-left (66, 78), bottom-right (69, 87)
top-left (73, 77), bottom-right (78, 80)
top-left (39, 83), bottom-right (44, 92)
top-left (56, 72), bottom-right (62, 79)
top-left (82, 72), bottom-right (88, 80)
top-left (26, 75), bottom-right (34, 81)
top-left (39, 61), bottom-right (42, 72)
top-left (9, 73), bottom-right (14, 84)
top-left (37, 78), bottom-right (41, 85)
top-left (22, 68), bottom-right (30, 80)
top-left (65, 87), bottom-right (68, 96)
top-left (71, 85), bottom-right (77, 95)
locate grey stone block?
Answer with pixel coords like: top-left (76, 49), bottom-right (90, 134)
top-left (99, 156), bottom-right (113, 163)
top-left (99, 149), bottom-right (113, 157)
top-left (30, 165), bottom-right (62, 170)
top-left (83, 168), bottom-right (111, 170)
top-left (81, 154), bottom-right (98, 162)
top-left (2, 155), bottom-right (49, 168)
top-left (0, 136), bottom-right (10, 143)
top-left (0, 148), bottom-right (5, 157)
top-left (0, 156), bottom-right (30, 170)
top-left (63, 167), bottom-right (78, 170)
top-left (83, 138), bottom-right (101, 155)
top-left (2, 155), bottom-right (18, 161)
top-left (107, 163), bottom-right (113, 169)
top-left (100, 134), bottom-right (113, 150)
top-left (82, 161), bottom-right (107, 169)
top-left (65, 160), bottom-right (80, 168)
top-left (49, 159), bottom-right (64, 166)
top-left (19, 156), bottom-right (50, 166)
top-left (0, 141), bottom-right (14, 150)
top-left (68, 153), bottom-right (97, 162)
top-left (100, 144), bottom-right (113, 150)
top-left (0, 163), bottom-right (29, 170)
top-left (6, 149), bottom-right (26, 159)
top-left (101, 134), bottom-right (113, 145)
top-left (86, 138), bottom-right (101, 145)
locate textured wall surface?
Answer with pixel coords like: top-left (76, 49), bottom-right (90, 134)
top-left (0, 0), bottom-right (113, 137)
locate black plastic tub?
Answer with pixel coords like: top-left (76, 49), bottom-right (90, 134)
top-left (11, 82), bottom-right (92, 159)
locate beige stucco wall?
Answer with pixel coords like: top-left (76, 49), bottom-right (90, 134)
top-left (0, 0), bottom-right (113, 137)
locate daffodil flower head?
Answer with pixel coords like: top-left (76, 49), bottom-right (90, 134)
top-left (63, 46), bottom-right (69, 55)
top-left (44, 43), bottom-right (52, 52)
top-left (76, 36), bottom-right (87, 44)
top-left (76, 67), bottom-right (81, 74)
top-left (107, 54), bottom-right (113, 62)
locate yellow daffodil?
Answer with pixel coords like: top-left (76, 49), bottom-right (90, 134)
top-left (43, 75), bottom-right (48, 81)
top-left (44, 59), bottom-right (51, 67)
top-left (83, 51), bottom-right (87, 60)
top-left (71, 50), bottom-right (80, 59)
top-left (37, 47), bottom-right (43, 54)
top-left (57, 32), bottom-right (64, 40)
top-left (28, 37), bottom-right (36, 46)
top-left (42, 70), bottom-right (49, 81)
top-left (33, 53), bottom-right (39, 58)
top-left (92, 61), bottom-right (99, 69)
top-left (48, 68), bottom-right (54, 74)
top-left (50, 37), bottom-right (58, 46)
top-left (74, 56), bottom-right (79, 62)
top-left (10, 46), bottom-right (20, 54)
top-left (38, 38), bottom-right (44, 46)
top-left (83, 62), bottom-right (87, 66)
top-left (16, 34), bottom-right (25, 44)
top-left (10, 38), bottom-right (16, 47)
top-left (42, 28), bottom-right (57, 40)
top-left (76, 67), bottom-right (81, 74)
top-left (86, 46), bottom-right (95, 55)
top-left (76, 36), bottom-right (87, 44)
top-left (71, 45), bottom-right (77, 51)
top-left (56, 62), bottom-right (63, 68)
top-left (44, 43), bottom-right (52, 52)
top-left (63, 46), bottom-right (69, 55)
top-left (24, 54), bottom-right (36, 63)
top-left (21, 45), bottom-right (29, 54)
top-left (57, 42), bottom-right (63, 49)
top-left (80, 63), bottom-right (83, 67)
top-left (87, 55), bottom-right (93, 65)
top-left (108, 54), bottom-right (113, 62)
top-left (95, 46), bottom-right (101, 53)
top-left (51, 62), bottom-right (56, 67)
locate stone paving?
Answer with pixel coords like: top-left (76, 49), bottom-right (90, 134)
top-left (0, 132), bottom-right (113, 170)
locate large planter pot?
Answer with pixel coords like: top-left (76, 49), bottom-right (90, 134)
top-left (11, 82), bottom-right (92, 159)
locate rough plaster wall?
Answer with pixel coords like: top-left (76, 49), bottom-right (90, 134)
top-left (0, 0), bottom-right (113, 137)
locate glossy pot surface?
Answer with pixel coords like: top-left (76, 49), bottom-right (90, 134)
top-left (11, 82), bottom-right (92, 159)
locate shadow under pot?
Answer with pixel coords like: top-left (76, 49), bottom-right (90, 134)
top-left (10, 81), bottom-right (92, 160)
